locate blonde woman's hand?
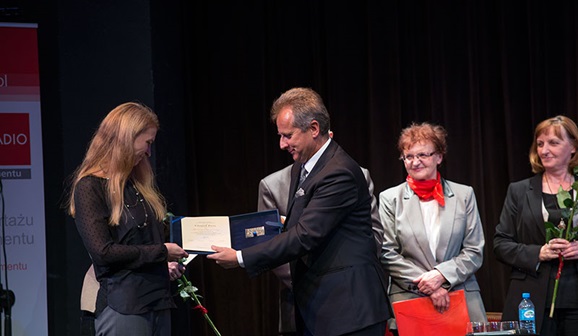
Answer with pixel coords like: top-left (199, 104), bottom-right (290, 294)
top-left (164, 242), bottom-right (188, 261)
top-left (168, 261), bottom-right (185, 281)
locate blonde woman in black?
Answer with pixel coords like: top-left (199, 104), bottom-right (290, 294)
top-left (68, 102), bottom-right (188, 335)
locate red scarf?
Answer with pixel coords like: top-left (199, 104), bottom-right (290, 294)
top-left (406, 172), bottom-right (445, 206)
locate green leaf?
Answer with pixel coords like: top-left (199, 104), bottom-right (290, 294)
top-left (546, 231), bottom-right (556, 242)
top-left (558, 189), bottom-right (573, 208)
top-left (568, 226), bottom-right (578, 241)
top-left (546, 229), bottom-right (554, 242)
top-left (545, 222), bottom-right (562, 242)
top-left (163, 212), bottom-right (175, 225)
top-left (545, 221), bottom-right (559, 231)
top-left (561, 209), bottom-right (572, 220)
top-left (545, 222), bottom-right (559, 241)
top-left (572, 181), bottom-right (578, 191)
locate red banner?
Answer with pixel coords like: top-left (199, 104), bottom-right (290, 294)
top-left (0, 25), bottom-right (40, 100)
top-left (0, 113), bottom-right (31, 165)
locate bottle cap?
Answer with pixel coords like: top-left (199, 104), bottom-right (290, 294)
top-left (522, 292), bottom-right (530, 298)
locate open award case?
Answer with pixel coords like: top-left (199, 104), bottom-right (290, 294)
top-left (170, 209), bottom-right (282, 254)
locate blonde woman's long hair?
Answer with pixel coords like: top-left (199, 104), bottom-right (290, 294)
top-left (68, 102), bottom-right (166, 226)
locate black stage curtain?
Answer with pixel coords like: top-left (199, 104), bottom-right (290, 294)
top-left (21, 0), bottom-right (578, 334)
top-left (174, 1), bottom-right (578, 335)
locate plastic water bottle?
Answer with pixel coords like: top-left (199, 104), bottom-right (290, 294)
top-left (518, 292), bottom-right (536, 334)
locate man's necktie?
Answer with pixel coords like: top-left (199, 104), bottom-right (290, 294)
top-left (299, 165), bottom-right (308, 187)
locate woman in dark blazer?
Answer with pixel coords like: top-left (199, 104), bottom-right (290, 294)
top-left (494, 115), bottom-right (578, 335)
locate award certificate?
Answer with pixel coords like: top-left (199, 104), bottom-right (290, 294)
top-left (170, 209), bottom-right (282, 254)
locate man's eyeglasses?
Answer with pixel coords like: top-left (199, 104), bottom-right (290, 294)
top-left (399, 152), bottom-right (437, 162)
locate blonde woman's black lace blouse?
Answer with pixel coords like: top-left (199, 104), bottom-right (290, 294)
top-left (74, 175), bottom-right (174, 316)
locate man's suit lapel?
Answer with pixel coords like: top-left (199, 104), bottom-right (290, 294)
top-left (436, 180), bottom-right (456, 263)
top-left (403, 184), bottom-right (437, 268)
top-left (285, 140), bottom-right (338, 226)
top-left (286, 162), bottom-right (302, 226)
top-left (306, 140), bottom-right (338, 181)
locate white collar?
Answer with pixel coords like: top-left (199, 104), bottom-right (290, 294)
top-left (303, 138), bottom-right (331, 174)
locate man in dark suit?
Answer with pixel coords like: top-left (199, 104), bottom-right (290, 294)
top-left (258, 162), bottom-right (384, 335)
top-left (209, 87), bottom-right (390, 335)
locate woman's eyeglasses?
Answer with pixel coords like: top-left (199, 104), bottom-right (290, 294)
top-left (399, 152), bottom-right (437, 162)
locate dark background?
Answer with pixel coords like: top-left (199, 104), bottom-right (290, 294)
top-left (3, 0), bottom-right (578, 335)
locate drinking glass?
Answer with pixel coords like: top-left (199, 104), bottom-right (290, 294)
top-left (486, 321), bottom-right (501, 331)
top-left (500, 321), bottom-right (519, 332)
top-left (466, 321), bottom-right (485, 335)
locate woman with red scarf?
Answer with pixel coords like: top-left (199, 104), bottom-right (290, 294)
top-left (379, 122), bottom-right (487, 333)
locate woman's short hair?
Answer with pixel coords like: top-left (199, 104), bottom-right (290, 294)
top-left (398, 122), bottom-right (448, 157)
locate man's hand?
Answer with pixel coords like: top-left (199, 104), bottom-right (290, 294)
top-left (206, 245), bottom-right (240, 269)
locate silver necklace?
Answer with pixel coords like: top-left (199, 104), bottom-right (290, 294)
top-left (125, 183), bottom-right (148, 229)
